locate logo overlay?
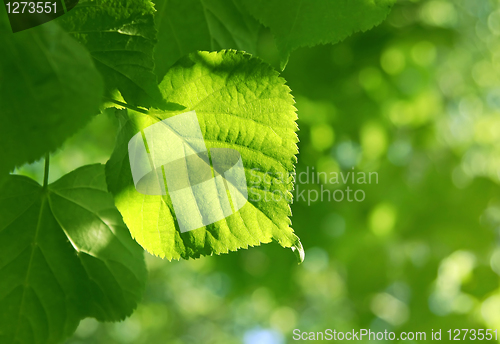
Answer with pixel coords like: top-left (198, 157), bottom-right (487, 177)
top-left (2, 0), bottom-right (78, 32)
top-left (128, 111), bottom-right (249, 233)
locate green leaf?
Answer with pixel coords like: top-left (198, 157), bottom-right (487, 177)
top-left (0, 164), bottom-right (147, 344)
top-left (0, 23), bottom-right (103, 173)
top-left (239, 0), bottom-right (396, 69)
top-left (0, 173), bottom-right (6, 189)
top-left (58, 0), bottom-right (164, 108)
top-left (153, 0), bottom-right (261, 81)
top-left (106, 50), bottom-right (303, 262)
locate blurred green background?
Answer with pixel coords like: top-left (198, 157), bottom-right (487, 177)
top-left (16, 0), bottom-right (500, 342)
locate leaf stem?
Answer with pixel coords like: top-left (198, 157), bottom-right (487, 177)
top-left (104, 97), bottom-right (149, 115)
top-left (43, 153), bottom-right (50, 189)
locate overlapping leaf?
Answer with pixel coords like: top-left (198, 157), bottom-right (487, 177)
top-left (106, 50), bottom-right (303, 261)
top-left (0, 10), bottom-right (103, 174)
top-left (153, 0), bottom-right (261, 80)
top-left (239, 0), bottom-right (396, 69)
top-left (0, 165), bottom-right (147, 344)
top-left (58, 0), bottom-right (164, 108)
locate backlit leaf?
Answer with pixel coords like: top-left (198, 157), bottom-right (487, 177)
top-left (106, 50), bottom-right (304, 262)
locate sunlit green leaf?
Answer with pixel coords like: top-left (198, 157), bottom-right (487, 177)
top-left (106, 50), bottom-right (303, 262)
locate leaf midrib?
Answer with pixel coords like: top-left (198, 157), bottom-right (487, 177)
top-left (13, 191), bottom-right (47, 343)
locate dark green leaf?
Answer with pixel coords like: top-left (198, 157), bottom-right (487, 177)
top-left (58, 0), bottom-right (164, 108)
top-left (0, 164), bottom-right (147, 344)
top-left (239, 0), bottom-right (396, 69)
top-left (153, 0), bottom-right (261, 80)
top-left (0, 22), bottom-right (103, 173)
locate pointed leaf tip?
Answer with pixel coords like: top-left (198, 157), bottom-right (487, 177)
top-left (292, 240), bottom-right (305, 264)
